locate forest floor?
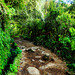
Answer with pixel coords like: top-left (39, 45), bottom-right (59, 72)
top-left (15, 38), bottom-right (69, 75)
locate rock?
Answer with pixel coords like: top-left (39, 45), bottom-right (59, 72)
top-left (31, 59), bottom-right (35, 61)
top-left (19, 46), bottom-right (25, 49)
top-left (38, 49), bottom-right (40, 51)
top-left (39, 60), bottom-right (45, 63)
top-left (22, 49), bottom-right (26, 51)
top-left (41, 51), bottom-right (46, 54)
top-left (26, 48), bottom-right (35, 52)
top-left (27, 67), bottom-right (40, 75)
top-left (45, 53), bottom-right (50, 56)
top-left (31, 47), bottom-right (40, 50)
top-left (35, 56), bottom-right (41, 59)
top-left (19, 46), bottom-right (26, 51)
top-left (26, 47), bottom-right (40, 52)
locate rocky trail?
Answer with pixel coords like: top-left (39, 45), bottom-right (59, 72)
top-left (15, 38), bottom-right (69, 75)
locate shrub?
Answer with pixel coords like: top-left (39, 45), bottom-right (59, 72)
top-left (0, 28), bottom-right (11, 74)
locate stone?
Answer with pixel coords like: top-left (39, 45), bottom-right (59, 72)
top-left (31, 47), bottom-right (40, 50)
top-left (39, 60), bottom-right (45, 63)
top-left (27, 67), bottom-right (40, 75)
top-left (38, 49), bottom-right (40, 51)
top-left (31, 59), bottom-right (35, 61)
top-left (26, 47), bottom-right (40, 52)
top-left (22, 49), bottom-right (26, 51)
top-left (35, 56), bottom-right (41, 58)
top-left (45, 53), bottom-right (50, 56)
top-left (41, 51), bottom-right (46, 54)
top-left (26, 48), bottom-right (35, 52)
top-left (19, 46), bottom-right (25, 49)
top-left (19, 46), bottom-right (26, 51)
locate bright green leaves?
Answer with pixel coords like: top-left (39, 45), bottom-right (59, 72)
top-left (69, 27), bottom-right (75, 37)
top-left (6, 7), bottom-right (16, 19)
top-left (59, 36), bottom-right (70, 44)
top-left (56, 12), bottom-right (72, 28)
top-left (71, 39), bottom-right (75, 51)
top-left (10, 64), bottom-right (18, 72)
top-left (0, 28), bottom-right (11, 74)
top-left (59, 36), bottom-right (71, 50)
top-left (69, 27), bottom-right (75, 51)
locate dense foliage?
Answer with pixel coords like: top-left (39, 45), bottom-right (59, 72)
top-left (0, 0), bottom-right (75, 74)
top-left (0, 28), bottom-right (11, 74)
top-left (0, 0), bottom-right (22, 74)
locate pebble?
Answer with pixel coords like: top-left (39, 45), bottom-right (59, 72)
top-left (45, 53), bottom-right (50, 56)
top-left (39, 60), bottom-right (45, 63)
top-left (41, 51), bottom-right (46, 54)
top-left (35, 56), bottom-right (41, 58)
top-left (32, 59), bottom-right (35, 61)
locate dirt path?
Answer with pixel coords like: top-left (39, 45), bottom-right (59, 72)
top-left (15, 38), bottom-right (69, 75)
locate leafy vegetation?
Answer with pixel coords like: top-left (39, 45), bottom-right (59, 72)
top-left (0, 0), bottom-right (75, 74)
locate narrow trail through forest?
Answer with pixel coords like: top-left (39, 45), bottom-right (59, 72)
top-left (15, 38), bottom-right (69, 75)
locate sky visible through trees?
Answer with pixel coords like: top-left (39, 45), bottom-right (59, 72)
top-left (41, 0), bottom-right (73, 4)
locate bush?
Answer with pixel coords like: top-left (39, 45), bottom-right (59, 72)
top-left (0, 28), bottom-right (11, 74)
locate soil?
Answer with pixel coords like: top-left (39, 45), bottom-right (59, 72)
top-left (14, 38), bottom-right (69, 75)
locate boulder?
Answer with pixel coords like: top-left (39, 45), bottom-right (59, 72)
top-left (27, 67), bottom-right (40, 75)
